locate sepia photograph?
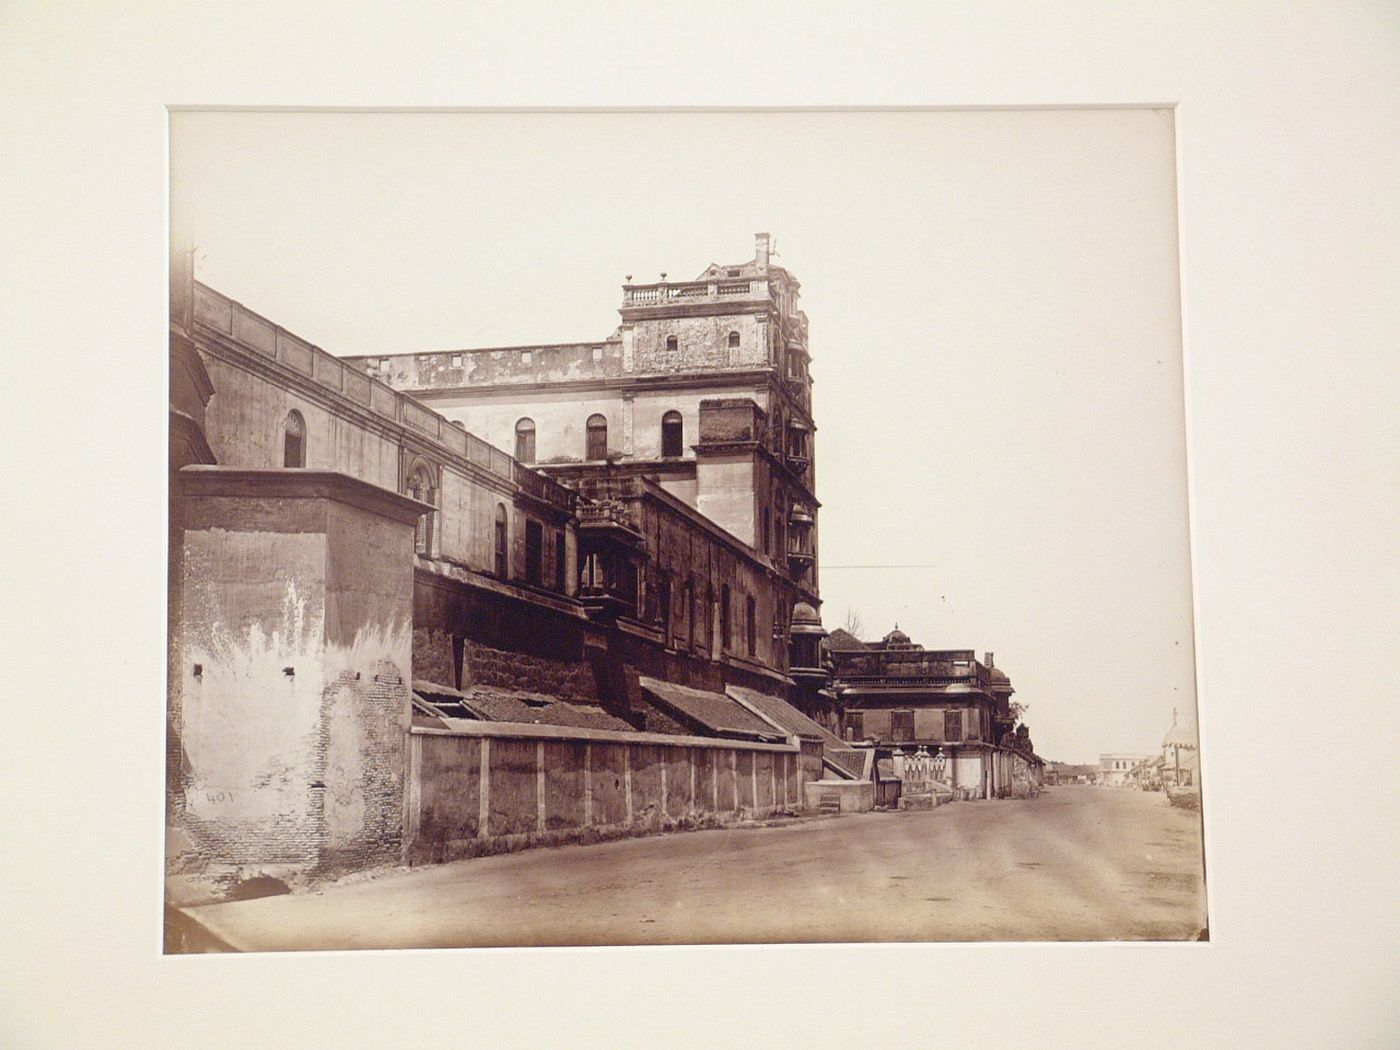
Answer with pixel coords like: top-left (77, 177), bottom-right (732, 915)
top-left (6, 2), bottom-right (1397, 1047)
top-left (165, 108), bottom-right (1206, 951)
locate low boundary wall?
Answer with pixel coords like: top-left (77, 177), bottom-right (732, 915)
top-left (405, 721), bottom-right (805, 864)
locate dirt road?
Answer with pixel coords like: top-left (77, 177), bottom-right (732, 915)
top-left (182, 785), bottom-right (1207, 950)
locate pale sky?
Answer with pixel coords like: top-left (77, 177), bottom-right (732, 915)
top-left (171, 109), bottom-right (1196, 765)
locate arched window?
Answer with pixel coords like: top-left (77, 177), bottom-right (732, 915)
top-left (494, 503), bottom-right (509, 578)
top-left (586, 414), bottom-right (608, 460)
top-left (406, 460), bottom-right (437, 556)
top-left (745, 596), bottom-right (757, 656)
top-left (727, 330), bottom-right (740, 348)
top-left (514, 417), bottom-right (536, 462)
top-left (665, 334), bottom-right (679, 351)
top-left (661, 410), bottom-right (683, 458)
top-left (720, 584), bottom-right (732, 651)
top-left (283, 410), bottom-right (306, 468)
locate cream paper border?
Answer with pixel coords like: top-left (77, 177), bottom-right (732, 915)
top-left (3, 3), bottom-right (1397, 1047)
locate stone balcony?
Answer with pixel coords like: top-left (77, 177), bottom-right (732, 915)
top-left (622, 277), bottom-right (770, 307)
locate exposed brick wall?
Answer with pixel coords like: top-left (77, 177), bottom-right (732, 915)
top-left (461, 638), bottom-right (599, 702)
top-left (313, 661), bottom-right (409, 876)
top-left (413, 627), bottom-right (456, 687)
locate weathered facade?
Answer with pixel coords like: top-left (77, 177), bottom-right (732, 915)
top-left (167, 236), bottom-right (839, 896)
top-left (346, 233), bottom-right (822, 614)
top-left (830, 628), bottom-right (1043, 801)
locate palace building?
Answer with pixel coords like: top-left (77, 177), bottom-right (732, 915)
top-left (166, 236), bottom-right (849, 893)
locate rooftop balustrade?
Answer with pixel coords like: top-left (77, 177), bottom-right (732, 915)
top-left (622, 277), bottom-right (771, 306)
top-left (184, 281), bottom-right (575, 513)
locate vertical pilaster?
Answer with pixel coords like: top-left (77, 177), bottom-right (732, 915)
top-left (536, 740), bottom-right (547, 834)
top-left (624, 746), bottom-right (633, 824)
top-left (660, 752), bottom-right (668, 819)
top-left (583, 743), bottom-right (593, 826)
top-left (478, 737), bottom-right (491, 839)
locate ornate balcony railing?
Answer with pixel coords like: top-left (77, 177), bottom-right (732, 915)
top-left (622, 278), bottom-right (770, 306)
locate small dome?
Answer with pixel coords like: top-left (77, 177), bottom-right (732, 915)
top-left (883, 626), bottom-right (912, 648)
top-left (791, 602), bottom-right (822, 626)
top-left (989, 666), bottom-right (1011, 683)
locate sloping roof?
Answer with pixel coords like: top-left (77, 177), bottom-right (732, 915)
top-left (413, 680), bottom-right (482, 719)
top-left (413, 680), bottom-right (635, 733)
top-left (828, 749), bottom-right (870, 779)
top-left (638, 677), bottom-right (786, 741)
top-left (825, 628), bottom-right (868, 650)
top-left (726, 685), bottom-right (844, 746)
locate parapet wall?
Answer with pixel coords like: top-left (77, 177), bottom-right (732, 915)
top-left (405, 721), bottom-right (805, 864)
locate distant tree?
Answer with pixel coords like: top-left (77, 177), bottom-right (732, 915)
top-left (1009, 700), bottom-right (1029, 724)
top-left (842, 607), bottom-right (864, 639)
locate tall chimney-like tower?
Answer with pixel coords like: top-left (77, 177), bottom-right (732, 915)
top-left (755, 232), bottom-right (771, 272)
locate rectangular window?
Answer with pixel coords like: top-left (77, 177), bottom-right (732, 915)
top-left (745, 595), bottom-right (757, 656)
top-left (494, 507), bottom-right (509, 579)
top-left (944, 709), bottom-right (964, 743)
top-left (720, 586), bottom-right (732, 650)
top-left (554, 530), bottom-right (566, 591)
top-left (524, 520), bottom-right (543, 586)
top-left (684, 580), bottom-right (695, 648)
top-left (657, 571), bottom-right (672, 637)
top-left (892, 710), bottom-right (915, 743)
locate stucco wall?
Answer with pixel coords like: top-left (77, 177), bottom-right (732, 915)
top-left (172, 476), bottom-right (416, 879)
top-left (406, 724), bottom-right (802, 864)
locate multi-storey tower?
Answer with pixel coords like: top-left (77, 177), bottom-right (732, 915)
top-left (347, 233), bottom-right (821, 613)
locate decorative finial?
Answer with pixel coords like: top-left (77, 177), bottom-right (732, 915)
top-left (660, 272), bottom-right (667, 281)
top-left (625, 274), bottom-right (632, 282)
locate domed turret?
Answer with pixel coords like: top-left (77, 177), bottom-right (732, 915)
top-left (882, 625), bottom-right (913, 649)
top-left (791, 601), bottom-right (823, 632)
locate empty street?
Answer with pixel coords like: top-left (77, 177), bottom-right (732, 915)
top-left (183, 786), bottom-right (1207, 951)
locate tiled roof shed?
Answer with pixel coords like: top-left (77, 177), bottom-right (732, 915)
top-left (724, 685), bottom-right (869, 780)
top-left (637, 677), bottom-right (787, 742)
top-left (726, 686), bottom-right (842, 746)
top-left (412, 680), bottom-right (637, 733)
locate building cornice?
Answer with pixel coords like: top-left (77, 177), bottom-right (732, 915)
top-left (185, 323), bottom-right (525, 505)
top-left (177, 465), bottom-right (433, 526)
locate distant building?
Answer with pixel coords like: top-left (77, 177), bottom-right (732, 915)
top-left (828, 627), bottom-right (1042, 800)
top-left (1045, 762), bottom-right (1097, 785)
top-left (1162, 709), bottom-right (1200, 787)
top-left (1099, 753), bottom-right (1151, 787)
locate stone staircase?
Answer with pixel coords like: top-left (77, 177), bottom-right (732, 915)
top-left (818, 790), bottom-right (842, 815)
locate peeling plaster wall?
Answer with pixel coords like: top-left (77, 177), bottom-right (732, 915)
top-left (172, 486), bottom-right (416, 879)
top-left (628, 313), bottom-right (769, 374)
